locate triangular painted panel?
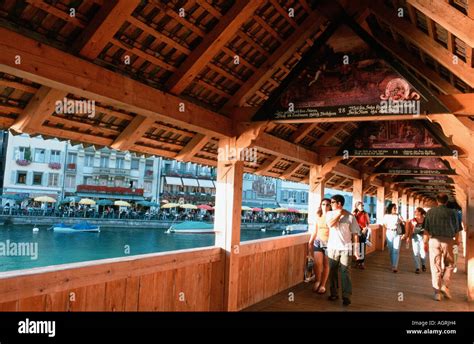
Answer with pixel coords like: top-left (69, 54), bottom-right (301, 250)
top-left (253, 23), bottom-right (449, 121)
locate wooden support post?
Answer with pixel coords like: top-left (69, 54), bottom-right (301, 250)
top-left (214, 137), bottom-right (244, 311)
top-left (408, 195), bottom-right (415, 219)
top-left (414, 197), bottom-right (420, 209)
top-left (467, 187), bottom-right (474, 301)
top-left (391, 189), bottom-right (399, 208)
top-left (376, 186), bottom-right (385, 225)
top-left (308, 165), bottom-right (325, 234)
top-left (352, 178), bottom-right (364, 208)
top-left (401, 192), bottom-right (408, 221)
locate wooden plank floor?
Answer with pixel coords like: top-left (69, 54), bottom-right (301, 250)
top-left (245, 245), bottom-right (473, 311)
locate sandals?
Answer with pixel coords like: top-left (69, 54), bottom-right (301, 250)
top-left (317, 286), bottom-right (326, 294)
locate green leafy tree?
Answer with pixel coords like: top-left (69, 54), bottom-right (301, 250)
top-left (24, 146), bottom-right (32, 162)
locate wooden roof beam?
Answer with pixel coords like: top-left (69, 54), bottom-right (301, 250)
top-left (11, 86), bottom-right (67, 133)
top-left (363, 19), bottom-right (459, 94)
top-left (290, 123), bottom-right (316, 143)
top-left (255, 155), bottom-right (279, 175)
top-left (166, 0), bottom-right (264, 94)
top-left (439, 94), bottom-right (474, 115)
top-left (407, 0), bottom-right (474, 49)
top-left (0, 27), bottom-right (233, 139)
top-left (280, 161), bottom-right (303, 180)
top-left (224, 10), bottom-right (327, 108)
top-left (368, 1), bottom-right (474, 87)
top-left (253, 133), bottom-right (318, 165)
top-left (111, 115), bottom-right (156, 151)
top-left (74, 0), bottom-right (141, 59)
top-left (175, 134), bottom-right (210, 161)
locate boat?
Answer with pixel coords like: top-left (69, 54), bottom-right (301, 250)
top-left (53, 222), bottom-right (100, 233)
top-left (166, 221), bottom-right (215, 234)
top-left (282, 224), bottom-right (308, 235)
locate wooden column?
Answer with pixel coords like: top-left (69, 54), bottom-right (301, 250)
top-left (467, 186), bottom-right (474, 301)
top-left (376, 186), bottom-right (385, 225)
top-left (391, 189), bottom-right (399, 208)
top-left (408, 195), bottom-right (415, 219)
top-left (352, 178), bottom-right (364, 209)
top-left (414, 196), bottom-right (420, 209)
top-left (214, 137), bottom-right (244, 311)
top-left (308, 165), bottom-right (325, 234)
top-left (401, 192), bottom-right (408, 221)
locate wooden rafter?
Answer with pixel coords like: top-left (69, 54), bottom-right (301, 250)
top-left (290, 123), bottom-right (316, 144)
top-left (11, 86), bottom-right (67, 133)
top-left (26, 0), bottom-right (87, 28)
top-left (224, 10), bottom-right (326, 108)
top-left (368, 1), bottom-right (474, 87)
top-left (74, 0), bottom-right (141, 59)
top-left (439, 94), bottom-right (474, 116)
top-left (175, 134), bottom-right (210, 161)
top-left (0, 27), bottom-right (234, 138)
top-left (255, 155), bottom-right (279, 175)
top-left (166, 0), bottom-right (264, 94)
top-left (280, 161), bottom-right (303, 179)
top-left (111, 116), bottom-right (156, 151)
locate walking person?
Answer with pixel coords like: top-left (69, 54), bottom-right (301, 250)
top-left (308, 198), bottom-right (331, 294)
top-left (405, 207), bottom-right (427, 274)
top-left (382, 203), bottom-right (405, 273)
top-left (423, 194), bottom-right (461, 301)
top-left (326, 195), bottom-right (360, 306)
top-left (353, 201), bottom-right (370, 269)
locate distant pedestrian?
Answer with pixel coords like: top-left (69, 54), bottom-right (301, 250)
top-left (353, 201), bottom-right (370, 270)
top-left (424, 194), bottom-right (461, 301)
top-left (405, 207), bottom-right (427, 274)
top-left (382, 203), bottom-right (405, 273)
top-left (326, 195), bottom-right (360, 306)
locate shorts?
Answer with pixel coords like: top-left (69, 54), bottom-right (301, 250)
top-left (314, 239), bottom-right (327, 253)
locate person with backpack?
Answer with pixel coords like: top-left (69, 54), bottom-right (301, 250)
top-left (382, 203), bottom-right (405, 273)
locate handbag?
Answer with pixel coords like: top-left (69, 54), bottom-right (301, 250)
top-left (396, 219), bottom-right (405, 235)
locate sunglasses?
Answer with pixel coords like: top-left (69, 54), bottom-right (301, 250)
top-left (321, 203), bottom-right (330, 206)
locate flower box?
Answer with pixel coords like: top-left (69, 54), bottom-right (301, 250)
top-left (16, 159), bottom-right (31, 166)
top-left (67, 163), bottom-right (76, 170)
top-left (48, 162), bottom-right (62, 170)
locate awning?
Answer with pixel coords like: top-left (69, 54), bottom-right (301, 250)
top-left (197, 179), bottom-right (215, 188)
top-left (182, 178), bottom-right (199, 187)
top-left (165, 177), bottom-right (183, 186)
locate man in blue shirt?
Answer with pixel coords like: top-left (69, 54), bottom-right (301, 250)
top-left (424, 194), bottom-right (461, 301)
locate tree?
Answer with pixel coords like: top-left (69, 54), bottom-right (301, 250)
top-left (24, 146), bottom-right (32, 162)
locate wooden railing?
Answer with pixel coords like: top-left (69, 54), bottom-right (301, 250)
top-left (0, 246), bottom-right (224, 311)
top-left (0, 226), bottom-right (386, 312)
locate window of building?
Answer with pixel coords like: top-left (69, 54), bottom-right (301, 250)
top-left (50, 150), bottom-right (61, 163)
top-left (17, 147), bottom-right (28, 160)
top-left (65, 175), bottom-right (76, 188)
top-left (48, 173), bottom-right (59, 187)
top-left (84, 176), bottom-right (94, 185)
top-left (131, 158), bottom-right (139, 170)
top-left (84, 154), bottom-right (94, 167)
top-left (32, 172), bottom-right (43, 185)
top-left (34, 149), bottom-right (45, 163)
top-left (100, 155), bottom-right (109, 168)
top-left (67, 153), bottom-right (77, 165)
top-left (144, 181), bottom-right (152, 193)
top-left (17, 171), bottom-right (27, 184)
top-left (116, 157), bottom-right (125, 169)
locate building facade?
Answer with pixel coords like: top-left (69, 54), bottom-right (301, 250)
top-left (2, 133), bottom-right (161, 203)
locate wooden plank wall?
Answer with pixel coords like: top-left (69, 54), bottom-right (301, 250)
top-left (0, 247), bottom-right (224, 311)
top-left (236, 233), bottom-right (309, 310)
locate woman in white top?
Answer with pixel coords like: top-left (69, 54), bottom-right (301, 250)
top-left (382, 203), bottom-right (405, 273)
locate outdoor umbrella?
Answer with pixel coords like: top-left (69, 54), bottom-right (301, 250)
top-left (287, 208), bottom-right (300, 213)
top-left (161, 203), bottom-right (179, 209)
top-left (299, 209), bottom-right (308, 214)
top-left (197, 204), bottom-right (214, 211)
top-left (136, 200), bottom-right (152, 207)
top-left (275, 207), bottom-right (288, 213)
top-left (96, 199), bottom-right (113, 206)
top-left (252, 207), bottom-right (263, 212)
top-left (115, 200), bottom-right (131, 207)
top-left (263, 208), bottom-right (276, 212)
top-left (241, 206), bottom-right (252, 211)
top-left (180, 203), bottom-right (197, 209)
top-left (34, 196), bottom-right (56, 203)
top-left (79, 198), bottom-right (96, 205)
top-left (161, 200), bottom-right (169, 204)
top-left (1, 194), bottom-right (26, 202)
